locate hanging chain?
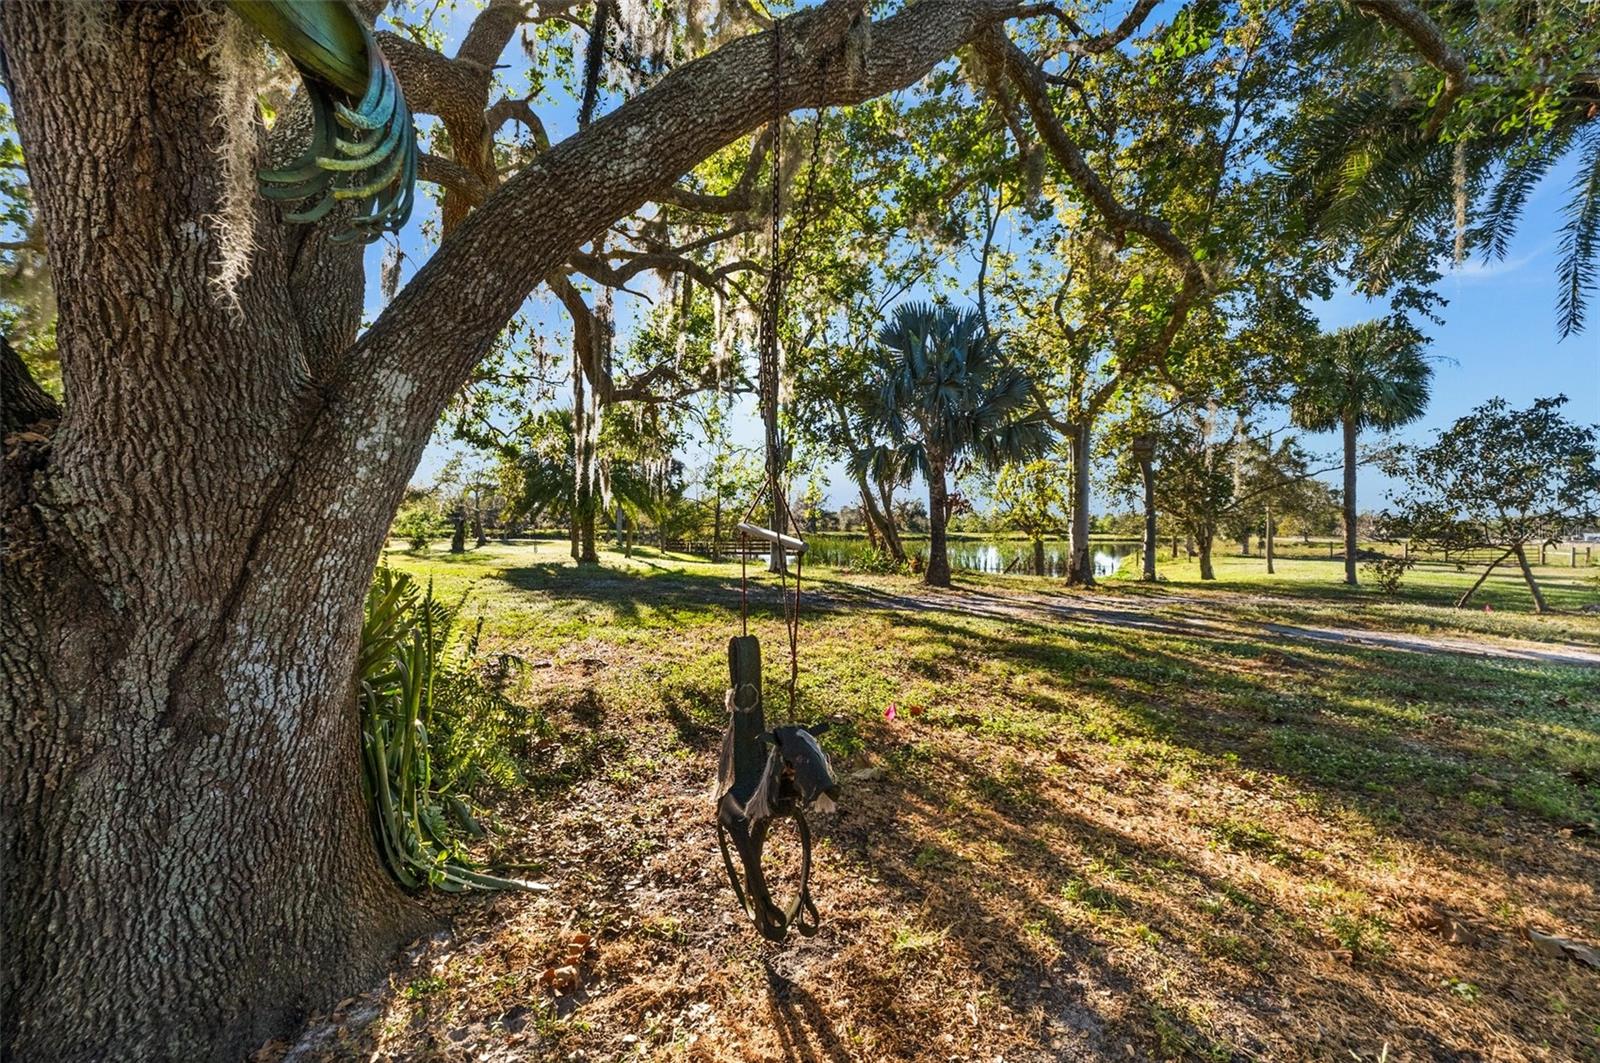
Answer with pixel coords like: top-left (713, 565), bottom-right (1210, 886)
top-left (748, 16), bottom-right (827, 721)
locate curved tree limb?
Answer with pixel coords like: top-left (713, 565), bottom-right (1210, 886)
top-left (1351, 0), bottom-right (1473, 138)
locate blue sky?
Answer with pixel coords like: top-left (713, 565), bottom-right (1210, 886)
top-left (372, 3), bottom-right (1597, 514)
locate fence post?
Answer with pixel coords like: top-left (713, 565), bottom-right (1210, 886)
top-left (1572, 546), bottom-right (1578, 567)
top-left (1540, 543), bottom-right (1547, 565)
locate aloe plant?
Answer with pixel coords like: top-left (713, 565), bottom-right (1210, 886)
top-left (357, 568), bottom-right (530, 891)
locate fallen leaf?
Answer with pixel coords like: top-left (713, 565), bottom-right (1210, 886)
top-left (1527, 928), bottom-right (1600, 969)
top-left (908, 704), bottom-right (925, 717)
top-left (884, 703), bottom-right (898, 722)
top-left (849, 766), bottom-right (886, 783)
top-left (540, 964), bottom-right (581, 993)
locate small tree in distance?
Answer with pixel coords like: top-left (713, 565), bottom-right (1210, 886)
top-left (1289, 320), bottom-right (1433, 586)
top-left (1381, 396), bottom-right (1600, 613)
top-left (988, 458), bottom-right (1069, 576)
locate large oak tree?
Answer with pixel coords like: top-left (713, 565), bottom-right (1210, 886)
top-left (0, 0), bottom-right (1209, 1058)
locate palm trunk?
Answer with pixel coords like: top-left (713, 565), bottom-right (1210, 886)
top-left (1342, 415), bottom-right (1359, 586)
top-left (1512, 543), bottom-right (1548, 614)
top-left (925, 456), bottom-right (952, 587)
top-left (1066, 421), bottom-right (1095, 586)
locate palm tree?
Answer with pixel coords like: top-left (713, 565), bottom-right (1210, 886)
top-left (1290, 321), bottom-right (1432, 586)
top-left (865, 304), bottom-right (1051, 587)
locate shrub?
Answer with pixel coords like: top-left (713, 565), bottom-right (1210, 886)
top-left (391, 503), bottom-right (444, 552)
top-left (1362, 555), bottom-right (1414, 596)
top-left (847, 547), bottom-right (909, 575)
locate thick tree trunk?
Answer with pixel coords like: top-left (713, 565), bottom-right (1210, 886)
top-left (450, 509), bottom-right (467, 552)
top-left (473, 506), bottom-right (487, 547)
top-left (0, 10), bottom-right (431, 1060)
top-left (1138, 455), bottom-right (1157, 582)
top-left (1, 336), bottom-right (58, 432)
top-left (1342, 416), bottom-right (1359, 586)
top-left (925, 457), bottom-right (952, 587)
top-left (1197, 526), bottom-right (1217, 580)
top-left (1512, 543), bottom-right (1548, 614)
top-left (1032, 535), bottom-right (1046, 576)
top-left (1066, 421), bottom-right (1095, 586)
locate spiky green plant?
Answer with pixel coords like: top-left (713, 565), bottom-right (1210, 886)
top-left (357, 568), bottom-right (532, 891)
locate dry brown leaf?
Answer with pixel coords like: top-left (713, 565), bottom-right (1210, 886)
top-left (540, 965), bottom-right (581, 993)
top-left (1527, 928), bottom-right (1600, 969)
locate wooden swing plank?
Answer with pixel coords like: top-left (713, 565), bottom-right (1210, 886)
top-left (735, 522), bottom-right (807, 555)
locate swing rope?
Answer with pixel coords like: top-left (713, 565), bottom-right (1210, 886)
top-left (715, 18), bottom-right (839, 944)
top-left (736, 12), bottom-right (823, 720)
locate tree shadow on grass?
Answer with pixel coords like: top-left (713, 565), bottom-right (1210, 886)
top-left (878, 604), bottom-right (1599, 830)
top-left (822, 732), bottom-right (1513, 1060)
top-left (495, 561), bottom-right (751, 620)
top-left (763, 963), bottom-right (852, 1063)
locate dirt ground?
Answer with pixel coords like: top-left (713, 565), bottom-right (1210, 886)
top-left (256, 554), bottom-right (1600, 1062)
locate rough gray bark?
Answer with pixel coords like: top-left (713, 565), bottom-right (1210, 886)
top-left (1342, 416), bottom-right (1360, 586)
top-left (1, 336), bottom-right (59, 432)
top-left (925, 455), bottom-right (951, 587)
top-left (1066, 421), bottom-right (1094, 586)
top-left (0, 1), bottom-right (1040, 1058)
top-left (0, 8), bottom-right (428, 1060)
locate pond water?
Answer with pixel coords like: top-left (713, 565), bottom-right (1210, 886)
top-left (807, 535), bottom-right (1142, 578)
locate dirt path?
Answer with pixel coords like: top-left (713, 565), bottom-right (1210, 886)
top-left (814, 584), bottom-right (1600, 669)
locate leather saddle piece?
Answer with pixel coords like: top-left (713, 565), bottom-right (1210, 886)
top-left (715, 636), bottom-right (839, 941)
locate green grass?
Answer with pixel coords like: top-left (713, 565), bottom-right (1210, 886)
top-left (364, 539), bottom-right (1600, 1060)
top-left (386, 539), bottom-right (1599, 830)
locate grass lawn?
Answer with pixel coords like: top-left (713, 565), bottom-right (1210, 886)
top-left (273, 541), bottom-right (1600, 1061)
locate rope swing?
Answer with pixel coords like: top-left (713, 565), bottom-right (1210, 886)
top-left (713, 16), bottom-right (839, 943)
